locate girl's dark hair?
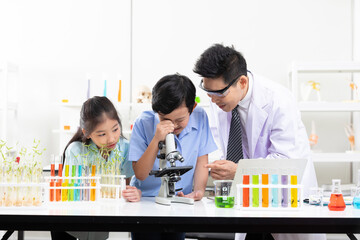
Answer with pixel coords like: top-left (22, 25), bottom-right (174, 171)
top-left (62, 96), bottom-right (123, 163)
top-left (152, 73), bottom-right (196, 115)
top-left (193, 43), bottom-right (247, 84)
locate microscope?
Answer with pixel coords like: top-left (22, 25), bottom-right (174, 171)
top-left (149, 133), bottom-right (195, 205)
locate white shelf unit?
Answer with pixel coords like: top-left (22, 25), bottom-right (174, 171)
top-left (0, 62), bottom-right (19, 142)
top-left (289, 62), bottom-right (360, 164)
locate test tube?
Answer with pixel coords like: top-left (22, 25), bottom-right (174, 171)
top-left (252, 168), bottom-right (259, 207)
top-left (242, 169), bottom-right (250, 207)
top-left (68, 164), bottom-right (76, 201)
top-left (76, 165), bottom-right (82, 201)
top-left (270, 169), bottom-right (279, 207)
top-left (56, 160), bottom-right (63, 202)
top-left (90, 164), bottom-right (96, 201)
top-left (290, 169), bottom-right (298, 208)
top-left (262, 170), bottom-right (269, 208)
top-left (50, 155), bottom-right (55, 202)
top-left (62, 165), bottom-right (69, 201)
top-left (84, 165), bottom-right (90, 201)
top-left (281, 169), bottom-right (289, 207)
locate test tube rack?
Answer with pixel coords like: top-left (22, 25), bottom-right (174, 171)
top-left (45, 175), bottom-right (127, 203)
top-left (44, 176), bottom-right (101, 203)
top-left (99, 174), bottom-right (126, 201)
top-left (236, 183), bottom-right (304, 211)
top-left (0, 182), bottom-right (46, 207)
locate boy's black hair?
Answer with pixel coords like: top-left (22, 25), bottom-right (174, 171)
top-left (152, 73), bottom-right (196, 115)
top-left (193, 43), bottom-right (247, 84)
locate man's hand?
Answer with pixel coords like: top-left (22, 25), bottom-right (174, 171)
top-left (204, 160), bottom-right (237, 180)
top-left (177, 190), bottom-right (204, 201)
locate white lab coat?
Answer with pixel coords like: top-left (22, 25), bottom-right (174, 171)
top-left (207, 73), bottom-right (326, 240)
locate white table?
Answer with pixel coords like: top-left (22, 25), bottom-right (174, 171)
top-left (1, 197), bottom-right (360, 236)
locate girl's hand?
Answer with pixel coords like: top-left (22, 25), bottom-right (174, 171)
top-left (177, 190), bottom-right (204, 201)
top-left (122, 186), bottom-right (141, 202)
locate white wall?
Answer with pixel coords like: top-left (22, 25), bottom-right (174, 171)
top-left (0, 0), bottom-right (356, 185)
top-left (132, 0), bottom-right (351, 92)
top-left (0, 0), bottom-right (131, 157)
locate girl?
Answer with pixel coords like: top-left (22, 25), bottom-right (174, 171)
top-left (63, 96), bottom-right (141, 200)
top-left (51, 96), bottom-right (141, 240)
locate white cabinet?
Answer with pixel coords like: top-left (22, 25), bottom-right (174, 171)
top-left (289, 62), bottom-right (360, 163)
top-left (0, 62), bottom-right (19, 144)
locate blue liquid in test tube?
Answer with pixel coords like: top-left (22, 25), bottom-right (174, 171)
top-left (271, 174), bottom-right (279, 207)
top-left (76, 165), bottom-right (82, 201)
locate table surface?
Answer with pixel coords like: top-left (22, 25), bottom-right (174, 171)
top-left (1, 197), bottom-right (360, 233)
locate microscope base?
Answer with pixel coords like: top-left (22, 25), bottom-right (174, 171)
top-left (155, 196), bottom-right (194, 206)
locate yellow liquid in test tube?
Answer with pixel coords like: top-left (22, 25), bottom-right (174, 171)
top-left (290, 175), bottom-right (298, 208)
top-left (90, 165), bottom-right (96, 201)
top-left (62, 165), bottom-right (69, 201)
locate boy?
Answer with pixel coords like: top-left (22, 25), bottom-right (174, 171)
top-left (129, 73), bottom-right (217, 201)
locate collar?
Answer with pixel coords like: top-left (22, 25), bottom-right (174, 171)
top-left (178, 106), bottom-right (198, 139)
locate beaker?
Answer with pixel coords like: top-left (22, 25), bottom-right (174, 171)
top-left (213, 180), bottom-right (234, 208)
top-left (328, 179), bottom-right (346, 211)
top-left (309, 187), bottom-right (323, 206)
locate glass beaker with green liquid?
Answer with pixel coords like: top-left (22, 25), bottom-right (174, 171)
top-left (213, 180), bottom-right (234, 208)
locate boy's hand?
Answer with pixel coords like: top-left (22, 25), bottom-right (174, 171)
top-left (122, 186), bottom-right (141, 202)
top-left (205, 160), bottom-right (237, 180)
top-left (154, 120), bottom-right (175, 142)
top-left (177, 190), bottom-right (204, 201)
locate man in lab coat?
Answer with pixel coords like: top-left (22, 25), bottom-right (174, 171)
top-left (194, 44), bottom-right (326, 240)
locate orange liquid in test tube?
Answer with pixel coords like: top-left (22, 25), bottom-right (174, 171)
top-left (262, 174), bottom-right (269, 207)
top-left (50, 162), bottom-right (55, 202)
top-left (56, 163), bottom-right (63, 201)
top-left (90, 165), bottom-right (96, 201)
top-left (243, 175), bottom-right (250, 207)
top-left (118, 80), bottom-right (122, 102)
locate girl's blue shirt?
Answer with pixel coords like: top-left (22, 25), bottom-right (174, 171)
top-left (64, 137), bottom-right (134, 178)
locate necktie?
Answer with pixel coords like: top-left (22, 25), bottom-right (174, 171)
top-left (227, 106), bottom-right (243, 163)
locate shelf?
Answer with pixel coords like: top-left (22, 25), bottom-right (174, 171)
top-left (57, 102), bottom-right (152, 108)
top-left (291, 62), bottom-right (360, 73)
top-left (0, 62), bottom-right (19, 73)
top-left (52, 129), bottom-right (77, 134)
top-left (298, 101), bottom-right (360, 112)
top-left (0, 102), bottom-right (18, 111)
top-left (311, 152), bottom-right (360, 162)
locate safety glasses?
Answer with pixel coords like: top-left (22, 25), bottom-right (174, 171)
top-left (199, 75), bottom-right (241, 97)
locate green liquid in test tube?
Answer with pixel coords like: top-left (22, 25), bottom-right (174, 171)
top-left (68, 165), bottom-right (76, 201)
top-left (252, 170), bottom-right (259, 207)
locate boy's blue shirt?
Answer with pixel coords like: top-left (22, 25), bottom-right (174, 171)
top-left (129, 106), bottom-right (218, 196)
top-left (64, 137), bottom-right (134, 178)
